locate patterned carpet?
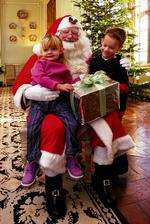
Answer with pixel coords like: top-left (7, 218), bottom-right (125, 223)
top-left (0, 87), bottom-right (127, 224)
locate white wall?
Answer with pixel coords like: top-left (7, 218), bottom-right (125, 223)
top-left (0, 0), bottom-right (45, 64)
top-left (0, 0), bottom-right (81, 65)
top-left (56, 0), bottom-right (81, 20)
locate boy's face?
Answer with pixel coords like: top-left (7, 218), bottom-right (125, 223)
top-left (100, 34), bottom-right (121, 59)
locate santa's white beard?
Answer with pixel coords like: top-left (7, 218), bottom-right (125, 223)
top-left (63, 35), bottom-right (92, 79)
top-left (63, 35), bottom-right (91, 57)
top-left (62, 41), bottom-right (76, 51)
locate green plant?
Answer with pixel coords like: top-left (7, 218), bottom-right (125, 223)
top-left (128, 64), bottom-right (150, 101)
top-left (129, 63), bottom-right (150, 77)
top-left (128, 81), bottom-right (150, 101)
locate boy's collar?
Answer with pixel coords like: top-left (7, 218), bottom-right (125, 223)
top-left (101, 54), bottom-right (117, 61)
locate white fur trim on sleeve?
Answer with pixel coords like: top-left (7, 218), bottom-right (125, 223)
top-left (93, 146), bottom-right (114, 165)
top-left (93, 135), bottom-right (135, 166)
top-left (112, 134), bottom-right (135, 155)
top-left (14, 84), bottom-right (32, 109)
top-left (39, 151), bottom-right (66, 177)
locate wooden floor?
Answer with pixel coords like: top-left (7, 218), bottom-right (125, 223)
top-left (117, 99), bottom-right (150, 224)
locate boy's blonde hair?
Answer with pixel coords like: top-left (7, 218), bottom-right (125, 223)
top-left (105, 27), bottom-right (126, 47)
top-left (41, 34), bottom-right (64, 59)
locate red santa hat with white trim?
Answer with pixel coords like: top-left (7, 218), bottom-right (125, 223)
top-left (33, 15), bottom-right (82, 55)
top-left (47, 15), bottom-right (82, 35)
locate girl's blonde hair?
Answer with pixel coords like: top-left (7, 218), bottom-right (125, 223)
top-left (41, 34), bottom-right (64, 60)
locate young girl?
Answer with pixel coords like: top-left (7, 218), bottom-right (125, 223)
top-left (21, 35), bottom-right (83, 187)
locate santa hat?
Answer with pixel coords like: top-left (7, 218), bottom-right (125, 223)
top-left (46, 15), bottom-right (82, 35)
top-left (33, 15), bottom-right (82, 55)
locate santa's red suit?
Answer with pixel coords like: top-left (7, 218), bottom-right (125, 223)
top-left (12, 15), bottom-right (134, 177)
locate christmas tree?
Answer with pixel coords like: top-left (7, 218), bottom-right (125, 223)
top-left (74, 0), bottom-right (134, 54)
top-left (74, 0), bottom-right (150, 101)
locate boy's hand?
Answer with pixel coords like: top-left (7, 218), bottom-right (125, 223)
top-left (55, 83), bottom-right (74, 92)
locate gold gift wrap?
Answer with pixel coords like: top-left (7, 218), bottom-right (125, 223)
top-left (71, 75), bottom-right (120, 124)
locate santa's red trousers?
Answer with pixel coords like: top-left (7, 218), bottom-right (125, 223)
top-left (40, 112), bottom-right (126, 154)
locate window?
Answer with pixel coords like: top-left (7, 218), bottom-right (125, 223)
top-left (135, 0), bottom-right (150, 64)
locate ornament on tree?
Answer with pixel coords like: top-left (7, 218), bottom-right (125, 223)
top-left (87, 30), bottom-right (91, 35)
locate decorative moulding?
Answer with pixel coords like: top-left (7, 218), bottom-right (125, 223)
top-left (29, 34), bottom-right (37, 42)
top-left (9, 35), bottom-right (17, 43)
top-left (17, 9), bottom-right (28, 19)
top-left (29, 22), bottom-right (37, 29)
top-left (9, 22), bottom-right (17, 29)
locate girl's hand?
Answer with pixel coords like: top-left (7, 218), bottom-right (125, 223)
top-left (55, 83), bottom-right (74, 92)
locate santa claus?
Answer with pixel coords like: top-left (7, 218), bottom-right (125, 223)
top-left (12, 15), bottom-right (134, 218)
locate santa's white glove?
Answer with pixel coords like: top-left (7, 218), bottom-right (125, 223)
top-left (24, 85), bottom-right (60, 101)
top-left (120, 57), bottom-right (131, 70)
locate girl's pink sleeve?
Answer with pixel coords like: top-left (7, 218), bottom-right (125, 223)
top-left (32, 60), bottom-right (59, 90)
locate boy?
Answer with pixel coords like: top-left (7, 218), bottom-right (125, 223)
top-left (89, 27), bottom-right (129, 118)
top-left (89, 28), bottom-right (129, 207)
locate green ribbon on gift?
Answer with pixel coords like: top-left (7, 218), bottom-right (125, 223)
top-left (75, 70), bottom-right (110, 89)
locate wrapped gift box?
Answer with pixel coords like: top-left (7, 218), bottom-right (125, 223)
top-left (71, 72), bottom-right (120, 124)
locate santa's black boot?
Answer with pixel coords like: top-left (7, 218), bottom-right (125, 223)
top-left (113, 153), bottom-right (128, 175)
top-left (111, 153), bottom-right (129, 186)
top-left (92, 163), bottom-right (116, 208)
top-left (45, 174), bottom-right (67, 219)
